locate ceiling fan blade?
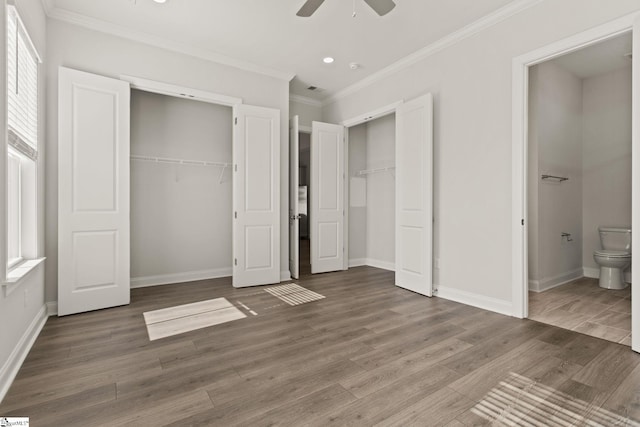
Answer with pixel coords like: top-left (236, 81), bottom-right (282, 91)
top-left (296, 0), bottom-right (326, 17)
top-left (363, 0), bottom-right (396, 16)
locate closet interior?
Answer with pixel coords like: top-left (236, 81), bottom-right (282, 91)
top-left (130, 89), bottom-right (233, 287)
top-left (348, 113), bottom-right (396, 271)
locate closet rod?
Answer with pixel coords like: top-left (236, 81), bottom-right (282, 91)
top-left (356, 166), bottom-right (396, 176)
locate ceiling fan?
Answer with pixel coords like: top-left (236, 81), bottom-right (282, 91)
top-left (296, 0), bottom-right (396, 17)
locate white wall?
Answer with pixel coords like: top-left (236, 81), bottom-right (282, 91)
top-left (45, 19), bottom-right (290, 301)
top-left (322, 0), bottom-right (640, 305)
top-left (528, 61), bottom-right (583, 291)
top-left (290, 99), bottom-right (322, 128)
top-left (0, 0), bottom-right (48, 401)
top-left (348, 123), bottom-right (367, 262)
top-left (582, 66), bottom-right (632, 272)
top-left (347, 115), bottom-right (395, 268)
top-left (130, 90), bottom-right (233, 284)
top-left (365, 114), bottom-right (396, 268)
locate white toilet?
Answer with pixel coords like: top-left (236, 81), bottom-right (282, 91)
top-left (593, 226), bottom-right (631, 290)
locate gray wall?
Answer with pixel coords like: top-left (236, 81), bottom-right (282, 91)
top-left (323, 0), bottom-right (640, 303)
top-left (290, 99), bottom-right (322, 128)
top-left (528, 62), bottom-right (632, 289)
top-left (347, 115), bottom-right (396, 267)
top-left (366, 114), bottom-right (396, 267)
top-left (582, 66), bottom-right (632, 272)
top-left (130, 90), bottom-right (232, 282)
top-left (528, 61), bottom-right (583, 290)
top-left (348, 123), bottom-right (367, 261)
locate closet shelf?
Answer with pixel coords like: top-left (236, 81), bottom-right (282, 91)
top-left (130, 155), bottom-right (231, 184)
top-left (356, 166), bottom-right (396, 177)
top-left (130, 154), bottom-right (230, 168)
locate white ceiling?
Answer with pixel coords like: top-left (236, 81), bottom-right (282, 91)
top-left (47, 0), bottom-right (517, 101)
top-left (551, 32), bottom-right (632, 79)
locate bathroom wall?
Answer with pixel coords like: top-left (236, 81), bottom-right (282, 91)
top-left (582, 66), bottom-right (632, 276)
top-left (528, 61), bottom-right (583, 291)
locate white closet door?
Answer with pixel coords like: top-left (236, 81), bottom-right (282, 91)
top-left (289, 116), bottom-right (300, 279)
top-left (233, 104), bottom-right (281, 287)
top-left (58, 67), bottom-right (131, 316)
top-left (311, 121), bottom-right (345, 274)
top-left (395, 93), bottom-right (433, 296)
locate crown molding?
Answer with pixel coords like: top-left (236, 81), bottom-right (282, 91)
top-left (322, 0), bottom-right (543, 106)
top-left (45, 7), bottom-right (295, 82)
top-left (289, 94), bottom-right (323, 108)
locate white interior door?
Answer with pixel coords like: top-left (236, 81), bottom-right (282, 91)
top-left (310, 121), bottom-right (345, 274)
top-left (632, 18), bottom-right (640, 353)
top-left (290, 116), bottom-right (300, 279)
top-left (395, 93), bottom-right (433, 296)
top-left (58, 67), bottom-right (131, 316)
top-left (233, 104), bottom-right (281, 287)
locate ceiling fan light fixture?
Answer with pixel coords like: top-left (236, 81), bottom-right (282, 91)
top-left (323, 57), bottom-right (335, 64)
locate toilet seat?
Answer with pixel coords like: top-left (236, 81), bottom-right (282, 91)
top-left (594, 250), bottom-right (630, 258)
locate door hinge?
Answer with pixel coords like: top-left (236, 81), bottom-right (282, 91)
top-left (234, 117), bottom-right (238, 125)
top-left (235, 164), bottom-right (238, 172)
top-left (521, 219), bottom-right (525, 226)
top-left (235, 211), bottom-right (238, 219)
top-left (234, 258), bottom-right (238, 266)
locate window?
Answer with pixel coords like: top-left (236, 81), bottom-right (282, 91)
top-left (6, 5), bottom-right (39, 273)
top-left (7, 151), bottom-right (21, 267)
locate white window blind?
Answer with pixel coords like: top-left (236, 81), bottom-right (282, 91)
top-left (7, 6), bottom-right (39, 158)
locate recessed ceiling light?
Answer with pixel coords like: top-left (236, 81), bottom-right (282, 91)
top-left (323, 57), bottom-right (334, 64)
top-left (153, 0), bottom-right (167, 3)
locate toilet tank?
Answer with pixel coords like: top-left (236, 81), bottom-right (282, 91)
top-left (599, 227), bottom-right (632, 252)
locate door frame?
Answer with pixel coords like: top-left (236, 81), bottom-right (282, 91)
top-left (121, 74), bottom-right (243, 287)
top-left (511, 12), bottom-right (639, 352)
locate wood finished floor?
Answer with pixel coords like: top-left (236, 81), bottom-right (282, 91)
top-left (2, 267), bottom-right (640, 426)
top-left (529, 277), bottom-right (632, 346)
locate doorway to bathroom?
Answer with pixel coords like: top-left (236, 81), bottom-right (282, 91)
top-left (512, 14), bottom-right (640, 354)
top-left (527, 33), bottom-right (632, 346)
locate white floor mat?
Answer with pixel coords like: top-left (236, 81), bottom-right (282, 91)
top-left (264, 283), bottom-right (325, 306)
top-left (143, 297), bottom-right (246, 341)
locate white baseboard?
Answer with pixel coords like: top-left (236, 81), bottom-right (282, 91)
top-left (363, 258), bottom-right (395, 272)
top-left (280, 270), bottom-right (292, 282)
top-left (436, 285), bottom-right (513, 317)
top-left (130, 267), bottom-right (232, 288)
top-left (583, 266), bottom-right (632, 283)
top-left (366, 259), bottom-right (395, 272)
top-left (348, 258), bottom-right (367, 268)
top-left (583, 267), bottom-right (599, 279)
top-left (46, 301), bottom-right (58, 316)
top-left (529, 268), bottom-right (583, 293)
top-left (0, 303), bottom-right (48, 402)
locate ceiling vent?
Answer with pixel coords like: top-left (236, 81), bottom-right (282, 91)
top-left (307, 86), bottom-right (318, 91)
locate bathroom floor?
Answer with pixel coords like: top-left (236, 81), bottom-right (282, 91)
top-left (529, 277), bottom-right (631, 346)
